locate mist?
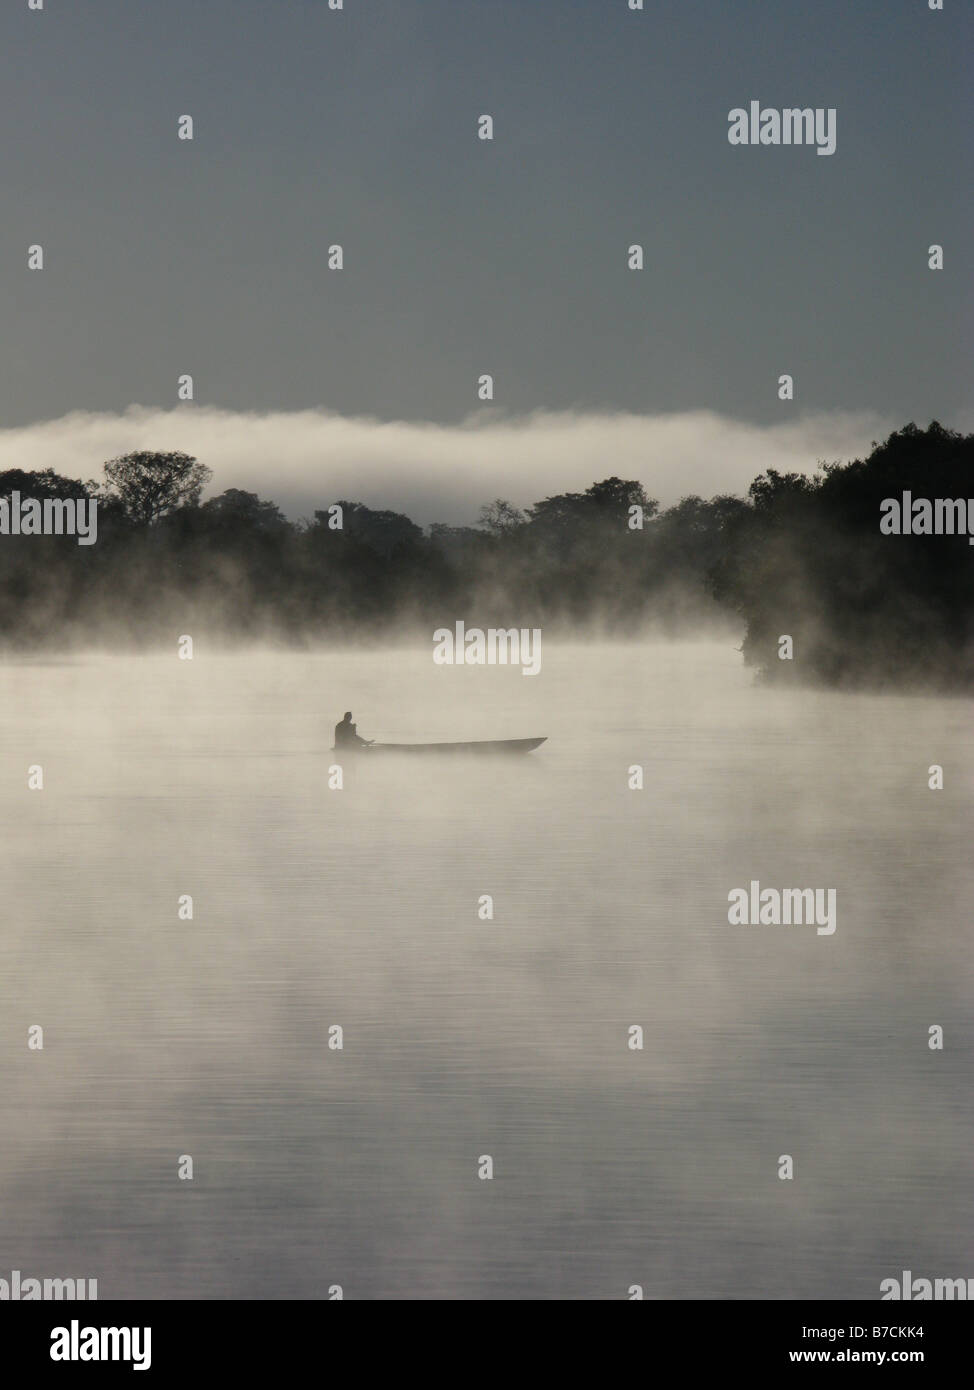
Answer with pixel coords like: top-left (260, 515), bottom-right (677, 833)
top-left (2, 642), bottom-right (972, 1300)
top-left (0, 404), bottom-right (903, 528)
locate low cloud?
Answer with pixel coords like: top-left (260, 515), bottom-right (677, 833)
top-left (0, 404), bottom-right (910, 526)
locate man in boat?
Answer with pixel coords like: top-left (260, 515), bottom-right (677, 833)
top-left (334, 711), bottom-right (373, 749)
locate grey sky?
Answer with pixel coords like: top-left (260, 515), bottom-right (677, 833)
top-left (0, 0), bottom-right (969, 519)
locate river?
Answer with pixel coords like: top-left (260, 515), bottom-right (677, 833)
top-left (1, 641), bottom-right (970, 1298)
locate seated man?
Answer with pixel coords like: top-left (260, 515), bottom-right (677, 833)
top-left (334, 711), bottom-right (372, 749)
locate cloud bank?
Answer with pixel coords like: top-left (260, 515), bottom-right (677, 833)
top-left (0, 405), bottom-right (917, 526)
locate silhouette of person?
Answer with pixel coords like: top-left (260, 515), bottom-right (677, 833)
top-left (334, 711), bottom-right (372, 749)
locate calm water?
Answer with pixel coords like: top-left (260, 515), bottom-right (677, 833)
top-left (1, 642), bottom-right (971, 1299)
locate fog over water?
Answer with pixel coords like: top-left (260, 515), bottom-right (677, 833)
top-left (2, 642), bottom-right (971, 1299)
top-left (0, 406), bottom-right (903, 528)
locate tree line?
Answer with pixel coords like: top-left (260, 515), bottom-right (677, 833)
top-left (0, 422), bottom-right (971, 689)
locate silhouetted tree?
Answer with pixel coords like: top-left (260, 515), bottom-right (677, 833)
top-left (0, 428), bottom-right (970, 688)
top-left (324, 501), bottom-right (422, 557)
top-left (0, 467), bottom-right (92, 500)
top-left (102, 451), bottom-right (212, 526)
top-left (713, 423), bottom-right (974, 689)
top-left (478, 499), bottom-right (526, 534)
top-left (200, 489), bottom-right (289, 532)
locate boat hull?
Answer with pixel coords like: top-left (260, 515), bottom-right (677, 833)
top-left (359, 737), bottom-right (546, 755)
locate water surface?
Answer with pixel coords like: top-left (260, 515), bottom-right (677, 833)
top-left (1, 643), bottom-right (971, 1298)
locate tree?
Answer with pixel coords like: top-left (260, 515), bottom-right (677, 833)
top-left (527, 478), bottom-right (656, 532)
top-left (102, 451), bottom-right (212, 526)
top-left (746, 468), bottom-right (813, 512)
top-left (0, 467), bottom-right (93, 500)
top-left (201, 488), bottom-right (289, 531)
top-left (320, 501), bottom-right (423, 556)
top-left (584, 477), bottom-right (656, 515)
top-left (477, 499), bottom-right (526, 535)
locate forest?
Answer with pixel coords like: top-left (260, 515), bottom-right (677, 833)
top-left (0, 422), bottom-right (970, 690)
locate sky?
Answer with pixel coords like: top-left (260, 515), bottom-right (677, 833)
top-left (0, 0), bottom-right (969, 523)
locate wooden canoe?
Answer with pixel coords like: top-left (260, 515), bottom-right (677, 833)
top-left (351, 737), bottom-right (546, 755)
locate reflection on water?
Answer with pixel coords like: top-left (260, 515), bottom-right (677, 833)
top-left (0, 644), bottom-right (971, 1298)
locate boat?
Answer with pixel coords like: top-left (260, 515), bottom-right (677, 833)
top-left (346, 737), bottom-right (546, 755)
